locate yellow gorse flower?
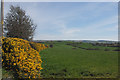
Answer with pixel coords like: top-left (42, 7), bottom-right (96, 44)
top-left (29, 42), bottom-right (47, 52)
top-left (2, 37), bottom-right (47, 78)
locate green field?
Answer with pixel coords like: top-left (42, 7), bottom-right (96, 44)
top-left (40, 41), bottom-right (118, 78)
top-left (2, 41), bottom-right (118, 78)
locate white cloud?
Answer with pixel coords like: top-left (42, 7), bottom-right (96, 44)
top-left (34, 15), bottom-right (118, 40)
top-left (4, 2), bottom-right (118, 41)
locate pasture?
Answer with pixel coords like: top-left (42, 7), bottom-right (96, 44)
top-left (40, 41), bottom-right (118, 78)
top-left (2, 41), bottom-right (118, 78)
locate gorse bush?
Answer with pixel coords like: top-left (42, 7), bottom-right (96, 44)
top-left (2, 37), bottom-right (47, 78)
top-left (29, 42), bottom-right (48, 52)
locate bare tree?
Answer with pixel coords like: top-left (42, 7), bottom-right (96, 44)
top-left (4, 5), bottom-right (37, 41)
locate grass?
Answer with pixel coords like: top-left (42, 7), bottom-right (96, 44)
top-left (40, 41), bottom-right (118, 78)
top-left (2, 41), bottom-right (118, 78)
top-left (2, 68), bottom-right (14, 78)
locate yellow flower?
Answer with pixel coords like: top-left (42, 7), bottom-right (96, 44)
top-left (14, 63), bottom-right (16, 65)
top-left (2, 37), bottom-right (47, 78)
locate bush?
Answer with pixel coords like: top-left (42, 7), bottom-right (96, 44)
top-left (2, 37), bottom-right (46, 78)
top-left (29, 42), bottom-right (48, 52)
top-left (49, 44), bottom-right (53, 48)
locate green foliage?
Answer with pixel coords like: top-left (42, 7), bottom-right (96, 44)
top-left (4, 5), bottom-right (36, 41)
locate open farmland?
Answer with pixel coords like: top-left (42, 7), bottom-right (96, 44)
top-left (2, 40), bottom-right (118, 79)
top-left (40, 41), bottom-right (118, 78)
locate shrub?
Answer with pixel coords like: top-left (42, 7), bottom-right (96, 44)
top-left (29, 42), bottom-right (48, 52)
top-left (49, 44), bottom-right (53, 48)
top-left (2, 37), bottom-right (46, 78)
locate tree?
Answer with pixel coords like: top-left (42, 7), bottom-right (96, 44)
top-left (4, 5), bottom-right (37, 41)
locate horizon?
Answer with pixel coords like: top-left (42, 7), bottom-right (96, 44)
top-left (33, 39), bottom-right (118, 41)
top-left (4, 2), bottom-right (118, 41)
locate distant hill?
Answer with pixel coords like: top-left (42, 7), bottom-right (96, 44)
top-left (33, 40), bottom-right (118, 43)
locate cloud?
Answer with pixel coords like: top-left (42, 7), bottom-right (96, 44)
top-left (34, 15), bottom-right (118, 40)
top-left (4, 2), bottom-right (118, 41)
top-left (32, 3), bottom-right (117, 40)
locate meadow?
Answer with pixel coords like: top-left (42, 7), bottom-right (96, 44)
top-left (2, 40), bottom-right (118, 79)
top-left (40, 41), bottom-right (118, 78)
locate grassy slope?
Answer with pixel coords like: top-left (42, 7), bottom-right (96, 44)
top-left (40, 41), bottom-right (118, 78)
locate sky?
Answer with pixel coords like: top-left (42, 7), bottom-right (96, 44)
top-left (4, 2), bottom-right (118, 41)
top-left (3, 0), bottom-right (120, 2)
